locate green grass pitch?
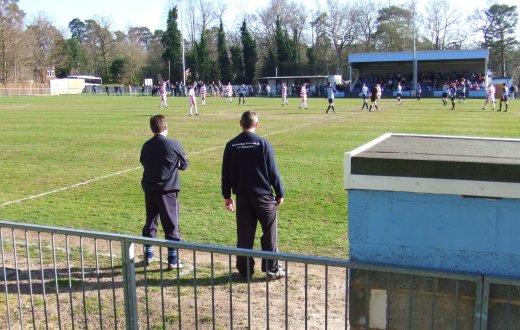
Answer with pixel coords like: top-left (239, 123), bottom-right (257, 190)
top-left (0, 94), bottom-right (518, 258)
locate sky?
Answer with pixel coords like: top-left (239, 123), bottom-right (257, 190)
top-left (18, 0), bottom-right (520, 37)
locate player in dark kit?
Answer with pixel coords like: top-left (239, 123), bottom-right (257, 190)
top-left (368, 84), bottom-right (379, 112)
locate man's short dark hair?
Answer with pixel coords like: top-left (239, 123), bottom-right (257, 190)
top-left (150, 115), bottom-right (168, 134)
top-left (240, 111), bottom-right (258, 129)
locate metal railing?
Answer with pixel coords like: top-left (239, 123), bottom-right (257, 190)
top-left (0, 220), bottom-right (518, 330)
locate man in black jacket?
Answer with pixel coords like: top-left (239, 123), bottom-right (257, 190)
top-left (140, 115), bottom-right (189, 270)
top-left (222, 111), bottom-right (286, 279)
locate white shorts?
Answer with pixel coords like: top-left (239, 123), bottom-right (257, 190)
top-left (487, 95), bottom-right (495, 103)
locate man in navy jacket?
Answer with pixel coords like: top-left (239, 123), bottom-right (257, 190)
top-left (222, 111), bottom-right (286, 279)
top-left (141, 115), bottom-right (189, 270)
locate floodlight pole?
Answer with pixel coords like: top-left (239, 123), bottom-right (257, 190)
top-left (180, 0), bottom-right (186, 87)
top-left (412, 6), bottom-right (417, 97)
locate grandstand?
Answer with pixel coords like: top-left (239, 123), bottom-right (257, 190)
top-left (348, 49), bottom-right (489, 98)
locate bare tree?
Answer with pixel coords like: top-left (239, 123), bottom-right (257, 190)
top-left (322, 0), bottom-right (360, 74)
top-left (283, 1), bottom-right (307, 63)
top-left (423, 0), bottom-right (466, 50)
top-left (310, 11), bottom-right (333, 74)
top-left (26, 12), bottom-right (66, 82)
top-left (356, 0), bottom-right (381, 52)
top-left (83, 16), bottom-right (114, 79)
top-left (0, 0), bottom-right (26, 82)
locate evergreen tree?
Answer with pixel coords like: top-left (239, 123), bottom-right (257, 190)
top-left (230, 44), bottom-right (244, 83)
top-left (217, 20), bottom-right (231, 83)
top-left (68, 18), bottom-right (86, 43)
top-left (240, 20), bottom-right (257, 82)
top-left (161, 7), bottom-right (182, 82)
top-left (477, 4), bottom-right (518, 76)
top-left (261, 48), bottom-right (278, 77)
top-left (196, 30), bottom-right (211, 82)
top-left (275, 17), bottom-right (291, 63)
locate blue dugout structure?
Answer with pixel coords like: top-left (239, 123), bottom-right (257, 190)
top-left (348, 49), bottom-right (489, 97)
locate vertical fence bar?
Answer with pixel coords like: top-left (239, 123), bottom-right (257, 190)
top-left (325, 265), bottom-right (329, 330)
top-left (454, 280), bottom-right (459, 330)
top-left (477, 277), bottom-right (486, 330)
top-left (0, 228), bottom-right (12, 329)
top-left (228, 254), bottom-right (233, 330)
top-left (431, 277), bottom-right (436, 330)
top-left (37, 233), bottom-right (49, 330)
top-left (284, 261), bottom-right (288, 330)
top-left (121, 239), bottom-right (137, 330)
top-left (246, 257), bottom-right (251, 330)
top-left (210, 253), bottom-right (215, 330)
top-left (506, 285), bottom-right (511, 329)
top-left (345, 268), bottom-right (349, 330)
top-left (193, 250), bottom-right (198, 330)
top-left (108, 241), bottom-right (118, 330)
top-left (65, 235), bottom-right (75, 330)
top-left (364, 271), bottom-right (369, 330)
top-left (304, 263), bottom-right (308, 330)
top-left (12, 229), bottom-right (23, 329)
top-left (94, 239), bottom-right (103, 329)
top-left (176, 248), bottom-right (182, 330)
top-left (80, 237), bottom-right (88, 330)
top-left (408, 275), bottom-right (414, 330)
top-left (24, 231), bottom-right (36, 330)
top-left (51, 234), bottom-right (62, 329)
top-left (266, 259), bottom-right (270, 330)
top-left (143, 245), bottom-right (150, 330)
top-left (159, 248), bottom-right (165, 330)
top-left (386, 273), bottom-right (391, 328)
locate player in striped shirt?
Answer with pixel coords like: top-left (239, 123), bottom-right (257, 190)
top-left (188, 83), bottom-right (199, 116)
top-left (298, 83), bottom-right (308, 109)
top-left (482, 83), bottom-right (496, 110)
top-left (281, 82), bottom-right (289, 106)
top-left (200, 82), bottom-right (207, 106)
top-left (225, 82), bottom-right (233, 103)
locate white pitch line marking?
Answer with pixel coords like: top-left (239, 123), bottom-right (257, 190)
top-left (1, 115), bottom-right (341, 207)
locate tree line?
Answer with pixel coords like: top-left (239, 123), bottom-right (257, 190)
top-left (0, 0), bottom-right (518, 85)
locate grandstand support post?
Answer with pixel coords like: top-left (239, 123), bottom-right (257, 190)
top-left (122, 240), bottom-right (138, 330)
top-left (349, 67), bottom-right (352, 92)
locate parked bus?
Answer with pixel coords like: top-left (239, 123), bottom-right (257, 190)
top-left (67, 75), bottom-right (102, 86)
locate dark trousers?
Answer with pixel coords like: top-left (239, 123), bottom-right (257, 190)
top-left (142, 190), bottom-right (181, 262)
top-left (235, 195), bottom-right (279, 275)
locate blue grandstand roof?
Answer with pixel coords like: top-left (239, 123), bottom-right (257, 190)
top-left (349, 49), bottom-right (489, 64)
